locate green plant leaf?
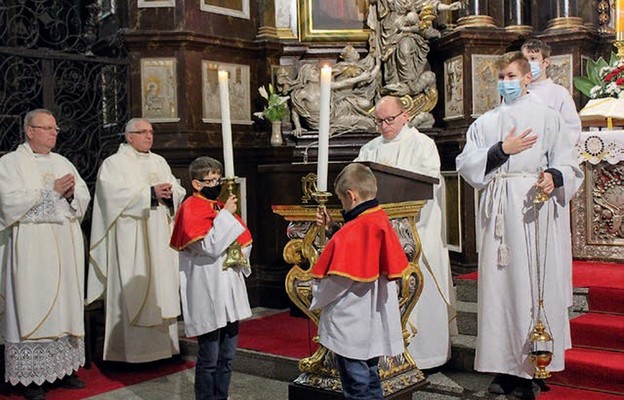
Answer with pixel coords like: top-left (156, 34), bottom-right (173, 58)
top-left (573, 76), bottom-right (596, 97)
top-left (587, 57), bottom-right (605, 86)
top-left (610, 52), bottom-right (619, 68)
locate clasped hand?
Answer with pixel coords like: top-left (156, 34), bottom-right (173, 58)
top-left (54, 173), bottom-right (75, 199)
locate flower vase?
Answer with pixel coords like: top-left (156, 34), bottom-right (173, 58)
top-left (270, 120), bottom-right (283, 146)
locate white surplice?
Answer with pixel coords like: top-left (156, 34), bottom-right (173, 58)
top-left (310, 276), bottom-right (404, 360)
top-left (456, 93), bottom-right (583, 378)
top-left (529, 79), bottom-right (582, 310)
top-left (0, 143), bottom-right (90, 385)
top-left (356, 126), bottom-right (456, 368)
top-left (178, 210), bottom-right (252, 338)
top-left (88, 143), bottom-right (186, 362)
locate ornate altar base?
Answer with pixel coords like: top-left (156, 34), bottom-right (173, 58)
top-left (274, 201), bottom-right (428, 400)
top-left (572, 131), bottom-right (624, 261)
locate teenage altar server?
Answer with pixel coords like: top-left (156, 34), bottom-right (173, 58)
top-left (522, 38), bottom-right (582, 310)
top-left (456, 51), bottom-right (583, 398)
top-left (88, 117), bottom-right (186, 362)
top-left (355, 95), bottom-right (456, 369)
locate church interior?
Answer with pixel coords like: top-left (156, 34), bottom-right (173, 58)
top-left (1, 0), bottom-right (624, 399)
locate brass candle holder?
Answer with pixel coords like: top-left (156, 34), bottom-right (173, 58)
top-left (311, 190), bottom-right (332, 251)
top-left (221, 176), bottom-right (250, 271)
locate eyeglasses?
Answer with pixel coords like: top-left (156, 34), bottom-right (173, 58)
top-left (374, 111), bottom-right (404, 126)
top-left (128, 129), bottom-right (153, 135)
top-left (196, 178), bottom-right (221, 187)
top-left (30, 125), bottom-right (60, 133)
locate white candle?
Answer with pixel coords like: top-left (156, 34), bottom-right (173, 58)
top-left (317, 65), bottom-right (332, 192)
top-left (218, 70), bottom-right (235, 177)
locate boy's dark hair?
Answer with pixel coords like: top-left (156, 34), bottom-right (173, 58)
top-left (495, 51), bottom-right (530, 75)
top-left (521, 39), bottom-right (552, 59)
top-left (334, 163), bottom-right (377, 200)
top-left (189, 156), bottom-right (223, 181)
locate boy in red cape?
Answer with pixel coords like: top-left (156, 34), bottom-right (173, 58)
top-left (311, 163), bottom-right (409, 400)
top-left (170, 156), bottom-right (252, 400)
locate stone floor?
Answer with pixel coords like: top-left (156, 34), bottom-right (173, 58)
top-left (83, 369), bottom-right (289, 400)
top-left (79, 362), bottom-right (507, 400)
top-left (79, 307), bottom-right (508, 400)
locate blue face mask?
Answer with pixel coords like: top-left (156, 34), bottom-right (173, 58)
top-left (497, 79), bottom-right (523, 102)
top-left (529, 60), bottom-right (542, 81)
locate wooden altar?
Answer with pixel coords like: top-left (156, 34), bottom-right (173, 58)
top-left (572, 130), bottom-right (624, 261)
top-left (271, 161), bottom-right (438, 400)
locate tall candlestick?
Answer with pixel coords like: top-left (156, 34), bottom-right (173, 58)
top-left (317, 65), bottom-right (332, 192)
top-left (218, 70), bottom-right (235, 177)
top-left (617, 0), bottom-right (624, 39)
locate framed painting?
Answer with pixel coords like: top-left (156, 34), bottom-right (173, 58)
top-left (140, 58), bottom-right (179, 122)
top-left (444, 55), bottom-right (464, 120)
top-left (138, 0), bottom-right (175, 8)
top-left (202, 61), bottom-right (252, 125)
top-left (298, 0), bottom-right (369, 42)
top-left (471, 54), bottom-right (501, 117)
top-left (548, 54), bottom-right (573, 94)
top-left (200, 0), bottom-right (250, 19)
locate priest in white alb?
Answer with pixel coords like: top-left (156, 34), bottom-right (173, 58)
top-left (355, 95), bottom-right (456, 369)
top-left (456, 52), bottom-right (583, 398)
top-left (0, 109), bottom-right (91, 400)
top-left (88, 117), bottom-right (186, 363)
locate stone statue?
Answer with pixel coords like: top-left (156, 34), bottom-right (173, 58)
top-left (368, 0), bottom-right (461, 97)
top-left (289, 56), bottom-right (381, 137)
top-left (283, 0), bottom-right (462, 133)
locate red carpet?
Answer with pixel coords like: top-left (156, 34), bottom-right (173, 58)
top-left (589, 286), bottom-right (624, 315)
top-left (0, 359), bottom-right (195, 400)
top-left (541, 385), bottom-right (624, 399)
top-left (572, 261), bottom-right (624, 289)
top-left (238, 312), bottom-right (318, 359)
top-left (458, 260), bottom-right (624, 396)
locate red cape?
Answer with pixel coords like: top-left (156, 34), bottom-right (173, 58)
top-left (170, 193), bottom-right (252, 251)
top-left (311, 207), bottom-right (409, 282)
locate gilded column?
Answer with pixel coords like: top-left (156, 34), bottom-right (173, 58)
top-left (594, 0), bottom-right (611, 34)
top-left (504, 0), bottom-right (532, 34)
top-left (457, 0), bottom-right (497, 28)
top-left (614, 0), bottom-right (624, 58)
top-left (546, 0), bottom-right (585, 30)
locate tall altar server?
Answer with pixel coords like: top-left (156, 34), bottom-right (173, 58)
top-left (355, 95), bottom-right (456, 369)
top-left (522, 38), bottom-right (582, 311)
top-left (456, 52), bottom-right (583, 398)
top-left (88, 117), bottom-right (186, 362)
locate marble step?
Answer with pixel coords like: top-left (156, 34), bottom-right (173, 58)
top-left (455, 278), bottom-right (589, 315)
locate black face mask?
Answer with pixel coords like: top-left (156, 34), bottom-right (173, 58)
top-left (200, 184), bottom-right (222, 200)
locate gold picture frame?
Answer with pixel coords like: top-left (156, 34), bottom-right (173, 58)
top-left (298, 0), bottom-right (370, 42)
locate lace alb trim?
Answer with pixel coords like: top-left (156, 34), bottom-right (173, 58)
top-left (5, 336), bottom-right (85, 386)
top-left (21, 189), bottom-right (63, 224)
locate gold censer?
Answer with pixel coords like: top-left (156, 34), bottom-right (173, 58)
top-left (528, 184), bottom-right (554, 379)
